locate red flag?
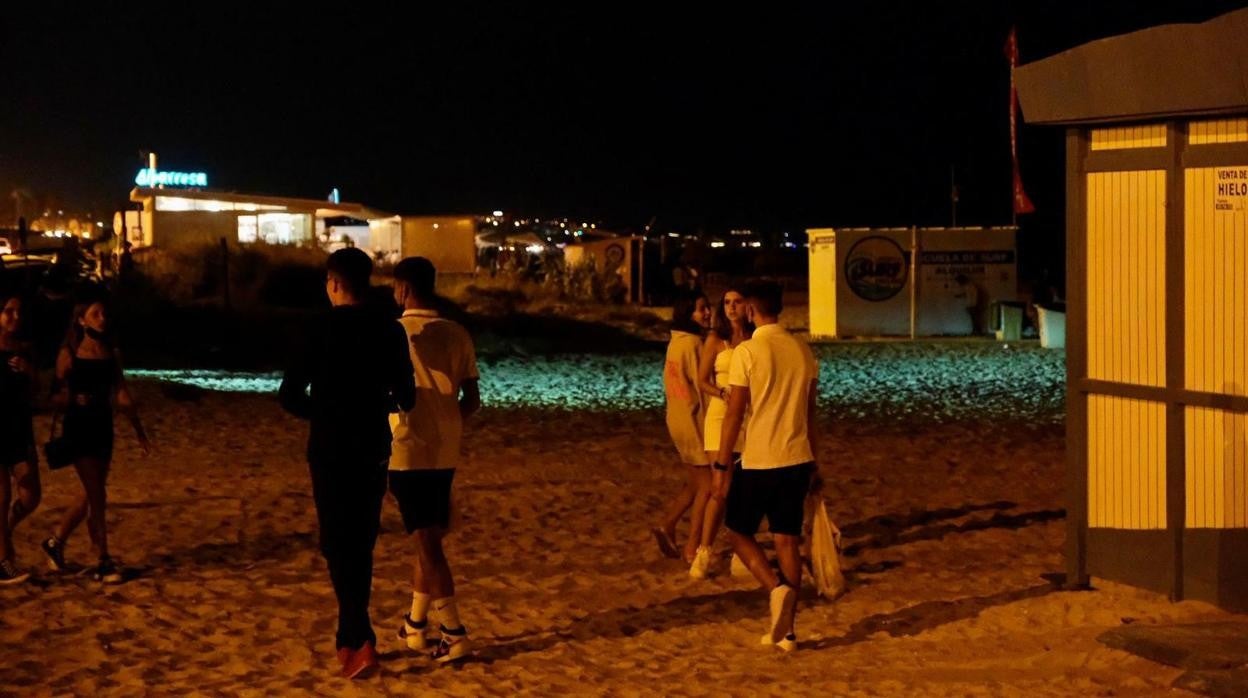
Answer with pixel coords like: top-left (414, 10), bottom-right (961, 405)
top-left (1006, 27), bottom-right (1035, 215)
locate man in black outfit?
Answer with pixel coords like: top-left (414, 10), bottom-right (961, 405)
top-left (279, 248), bottom-right (415, 678)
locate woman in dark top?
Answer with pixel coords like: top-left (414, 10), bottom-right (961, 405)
top-left (41, 298), bottom-right (150, 583)
top-left (0, 294), bottom-right (40, 585)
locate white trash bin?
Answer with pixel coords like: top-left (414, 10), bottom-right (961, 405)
top-left (1037, 306), bottom-right (1066, 349)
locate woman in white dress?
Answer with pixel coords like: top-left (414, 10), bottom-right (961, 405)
top-left (688, 289), bottom-right (753, 577)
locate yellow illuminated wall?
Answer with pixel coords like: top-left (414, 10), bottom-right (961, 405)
top-left (1090, 124), bottom-right (1167, 150)
top-left (1186, 407), bottom-right (1248, 528)
top-left (1088, 395), bottom-right (1167, 528)
top-left (1086, 171), bottom-right (1167, 387)
top-left (1184, 167), bottom-right (1248, 398)
top-left (1189, 119), bottom-right (1248, 145)
top-left (806, 228), bottom-right (837, 338)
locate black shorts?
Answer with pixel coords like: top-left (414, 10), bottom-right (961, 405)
top-left (388, 468), bottom-right (455, 533)
top-left (724, 462), bottom-right (813, 537)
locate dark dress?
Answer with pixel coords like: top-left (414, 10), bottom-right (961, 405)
top-left (0, 347), bottom-right (35, 468)
top-left (63, 356), bottom-right (117, 464)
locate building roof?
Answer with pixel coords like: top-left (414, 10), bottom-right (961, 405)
top-left (130, 188), bottom-right (393, 220)
top-left (1016, 8), bottom-right (1248, 126)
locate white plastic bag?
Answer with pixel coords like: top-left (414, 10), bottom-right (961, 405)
top-left (809, 496), bottom-right (846, 599)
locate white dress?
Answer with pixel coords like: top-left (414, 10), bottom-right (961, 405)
top-left (703, 345), bottom-right (745, 453)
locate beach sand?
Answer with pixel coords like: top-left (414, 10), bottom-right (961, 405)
top-left (1, 346), bottom-right (1240, 696)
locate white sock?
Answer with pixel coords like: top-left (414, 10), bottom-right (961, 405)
top-left (432, 596), bottom-right (462, 632)
top-left (410, 592), bottom-right (432, 624)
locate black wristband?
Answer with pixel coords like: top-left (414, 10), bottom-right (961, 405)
top-left (712, 461), bottom-right (729, 472)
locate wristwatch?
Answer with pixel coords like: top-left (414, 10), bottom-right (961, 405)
top-left (712, 461), bottom-right (730, 472)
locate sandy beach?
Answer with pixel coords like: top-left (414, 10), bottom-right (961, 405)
top-left (1, 342), bottom-right (1239, 696)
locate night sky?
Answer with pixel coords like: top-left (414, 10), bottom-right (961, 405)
top-left (4, 1), bottom-right (1246, 272)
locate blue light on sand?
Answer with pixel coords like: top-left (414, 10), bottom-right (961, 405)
top-left (131, 343), bottom-right (1064, 422)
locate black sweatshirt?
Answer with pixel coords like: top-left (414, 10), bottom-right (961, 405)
top-left (279, 304), bottom-right (415, 466)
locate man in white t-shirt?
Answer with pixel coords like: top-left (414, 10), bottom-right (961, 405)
top-left (389, 257), bottom-right (481, 663)
top-left (711, 279), bottom-right (820, 652)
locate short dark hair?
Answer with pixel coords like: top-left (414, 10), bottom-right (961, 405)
top-left (326, 248), bottom-right (373, 297)
top-left (744, 278), bottom-right (783, 317)
top-left (393, 256), bottom-right (436, 299)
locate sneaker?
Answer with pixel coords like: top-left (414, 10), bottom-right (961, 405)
top-left (761, 584), bottom-right (797, 646)
top-left (689, 546), bottom-right (712, 579)
top-left (41, 537), bottom-right (66, 572)
top-left (398, 614), bottom-right (432, 651)
top-left (341, 642), bottom-right (379, 679)
top-left (0, 559), bottom-right (30, 585)
top-left (431, 626), bottom-right (471, 663)
top-left (775, 631), bottom-right (798, 652)
top-left (90, 558), bottom-right (124, 584)
top-left (730, 553), bottom-right (750, 578)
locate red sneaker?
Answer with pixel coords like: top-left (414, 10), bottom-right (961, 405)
top-left (336, 647), bottom-right (352, 669)
top-left (341, 642), bottom-right (379, 679)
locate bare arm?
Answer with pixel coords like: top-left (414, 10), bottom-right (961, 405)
top-left (696, 335), bottom-right (725, 401)
top-left (807, 379), bottom-right (819, 458)
top-left (712, 386), bottom-right (750, 499)
top-left (52, 347), bottom-right (72, 410)
top-left (113, 352), bottom-right (150, 453)
top-left (807, 379), bottom-right (821, 489)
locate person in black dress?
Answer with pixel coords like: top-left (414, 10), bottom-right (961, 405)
top-left (41, 297), bottom-right (150, 584)
top-left (0, 294), bottom-right (40, 585)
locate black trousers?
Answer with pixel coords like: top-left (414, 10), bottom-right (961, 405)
top-left (309, 459), bottom-right (387, 650)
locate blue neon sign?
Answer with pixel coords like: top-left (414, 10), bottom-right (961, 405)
top-left (135, 168), bottom-right (208, 187)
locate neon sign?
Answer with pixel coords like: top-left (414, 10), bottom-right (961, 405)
top-left (135, 168), bottom-right (208, 187)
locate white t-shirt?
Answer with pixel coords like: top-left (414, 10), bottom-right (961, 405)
top-left (727, 323), bottom-right (818, 470)
top-left (389, 309), bottom-right (479, 471)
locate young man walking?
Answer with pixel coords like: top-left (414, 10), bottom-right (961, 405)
top-left (279, 248), bottom-right (415, 678)
top-left (389, 257), bottom-right (481, 663)
top-left (711, 279), bottom-right (821, 652)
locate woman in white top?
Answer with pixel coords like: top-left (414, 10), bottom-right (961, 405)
top-left (653, 290), bottom-right (712, 562)
top-left (689, 288), bottom-right (753, 578)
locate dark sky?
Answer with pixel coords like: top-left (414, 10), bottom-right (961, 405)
top-left (3, 0), bottom-right (1246, 253)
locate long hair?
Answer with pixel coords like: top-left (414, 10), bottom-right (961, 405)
top-left (670, 289), bottom-right (707, 336)
top-left (0, 292), bottom-right (25, 341)
top-left (712, 289), bottom-right (755, 342)
top-left (62, 299), bottom-right (115, 355)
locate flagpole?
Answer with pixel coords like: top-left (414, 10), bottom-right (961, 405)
top-left (951, 164), bottom-right (957, 228)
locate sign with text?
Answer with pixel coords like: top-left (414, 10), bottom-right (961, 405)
top-left (1215, 167), bottom-right (1248, 213)
top-left (135, 168), bottom-right (208, 188)
top-left (918, 250), bottom-right (1016, 265)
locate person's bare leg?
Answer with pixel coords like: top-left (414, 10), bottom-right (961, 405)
top-left (727, 530), bottom-right (779, 590)
top-left (700, 494), bottom-right (725, 550)
top-left (72, 459), bottom-right (109, 560)
top-left (684, 467), bottom-right (712, 560)
top-left (55, 491), bottom-right (89, 544)
top-left (658, 467), bottom-right (697, 541)
top-left (411, 549), bottom-right (431, 596)
top-left (412, 528), bottom-right (454, 599)
top-left (772, 534), bottom-right (802, 590)
top-left (0, 468), bottom-right (12, 561)
top-left (8, 461), bottom-right (41, 532)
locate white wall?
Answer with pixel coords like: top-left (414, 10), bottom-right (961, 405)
top-left (807, 226), bottom-right (1019, 338)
